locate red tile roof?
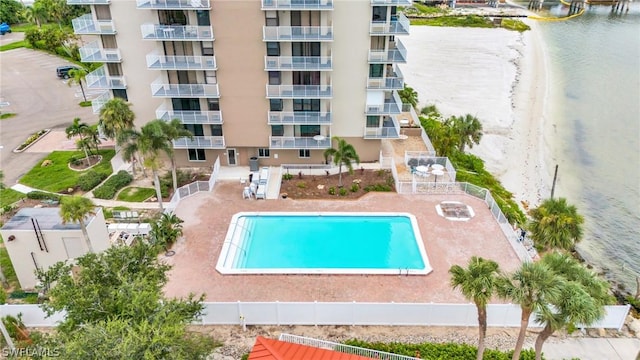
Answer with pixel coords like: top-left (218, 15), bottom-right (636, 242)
top-left (248, 336), bottom-right (376, 360)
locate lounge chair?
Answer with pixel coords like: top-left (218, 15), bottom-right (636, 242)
top-left (243, 186), bottom-right (252, 199)
top-left (256, 185), bottom-right (266, 199)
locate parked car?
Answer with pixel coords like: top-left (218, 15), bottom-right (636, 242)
top-left (56, 65), bottom-right (79, 79)
top-left (0, 23), bottom-right (11, 35)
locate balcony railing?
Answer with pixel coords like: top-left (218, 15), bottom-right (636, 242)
top-left (265, 56), bottom-right (332, 71)
top-left (370, 13), bottom-right (410, 35)
top-left (368, 38), bottom-right (407, 63)
top-left (173, 136), bottom-right (225, 149)
top-left (364, 116), bottom-right (400, 139)
top-left (141, 24), bottom-right (213, 41)
top-left (79, 41), bottom-right (121, 63)
top-left (365, 90), bottom-right (402, 115)
top-left (266, 84), bottom-right (332, 98)
top-left (136, 0), bottom-right (210, 9)
top-left (151, 78), bottom-right (219, 98)
top-left (67, 0), bottom-right (110, 4)
top-left (367, 66), bottom-right (404, 89)
top-left (263, 26), bottom-right (333, 41)
top-left (370, 0), bottom-right (411, 5)
top-left (72, 14), bottom-right (116, 35)
top-left (91, 91), bottom-right (111, 114)
top-left (147, 54), bottom-right (217, 70)
top-left (157, 108), bottom-right (223, 124)
top-left (270, 136), bottom-right (331, 149)
top-left (86, 66), bottom-right (126, 89)
top-left (261, 0), bottom-right (333, 10)
top-left (268, 111), bottom-right (332, 125)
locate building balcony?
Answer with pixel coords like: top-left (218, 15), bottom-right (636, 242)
top-left (136, 0), bottom-right (210, 9)
top-left (173, 136), bottom-right (225, 149)
top-left (266, 84), bottom-right (332, 98)
top-left (141, 24), bottom-right (213, 41)
top-left (370, 13), bottom-right (410, 35)
top-left (363, 116), bottom-right (400, 139)
top-left (365, 91), bottom-right (402, 115)
top-left (368, 38), bottom-right (407, 63)
top-left (269, 136), bottom-right (331, 149)
top-left (91, 91), bottom-right (111, 114)
top-left (367, 67), bottom-right (404, 90)
top-left (370, 0), bottom-right (411, 5)
top-left (261, 0), bottom-right (333, 10)
top-left (146, 54), bottom-right (217, 70)
top-left (156, 107), bottom-right (223, 125)
top-left (151, 79), bottom-right (220, 98)
top-left (72, 14), bottom-right (116, 35)
top-left (263, 26), bottom-right (333, 42)
top-left (79, 41), bottom-right (121, 63)
top-left (86, 66), bottom-right (126, 90)
top-left (268, 111), bottom-right (331, 125)
top-left (67, 0), bottom-right (110, 4)
top-left (265, 56), bottom-right (332, 71)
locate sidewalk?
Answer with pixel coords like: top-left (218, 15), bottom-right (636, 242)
top-left (539, 337), bottom-right (640, 360)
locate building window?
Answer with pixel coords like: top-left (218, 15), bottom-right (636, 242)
top-left (366, 116), bottom-right (380, 128)
top-left (196, 10), bottom-right (210, 26)
top-left (184, 124), bottom-right (204, 136)
top-left (266, 42), bottom-right (280, 56)
top-left (369, 64), bottom-right (384, 78)
top-left (205, 71), bottom-right (217, 84)
top-left (271, 125), bottom-right (284, 136)
top-left (268, 71), bottom-right (281, 85)
top-left (210, 124), bottom-right (223, 136)
top-left (298, 149), bottom-right (310, 158)
top-left (258, 148), bottom-right (270, 158)
top-left (188, 149), bottom-right (206, 161)
top-left (265, 11), bottom-right (278, 26)
top-left (270, 99), bottom-right (283, 111)
top-left (298, 125), bottom-right (320, 137)
top-left (207, 98), bottom-right (219, 111)
top-left (112, 89), bottom-right (128, 101)
top-left (293, 99), bottom-right (320, 112)
top-left (202, 41), bottom-right (214, 56)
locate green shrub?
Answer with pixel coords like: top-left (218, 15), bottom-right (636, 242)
top-left (338, 188), bottom-right (348, 196)
top-left (26, 191), bottom-right (60, 201)
top-left (93, 171), bottom-right (133, 199)
top-left (328, 187), bottom-right (336, 195)
top-left (159, 170), bottom-right (194, 198)
top-left (363, 184), bottom-right (393, 192)
top-left (282, 173), bottom-right (293, 181)
top-left (0, 287), bottom-right (6, 305)
top-left (350, 184), bottom-right (359, 192)
top-left (296, 182), bottom-right (306, 189)
top-left (77, 170), bottom-right (107, 191)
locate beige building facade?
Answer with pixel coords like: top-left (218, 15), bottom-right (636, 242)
top-left (71, 0), bottom-right (411, 168)
top-left (0, 207), bottom-right (110, 289)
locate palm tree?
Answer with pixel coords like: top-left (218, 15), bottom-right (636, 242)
top-left (21, 6), bottom-right (46, 28)
top-left (449, 257), bottom-right (500, 360)
top-left (529, 197), bottom-right (584, 252)
top-left (159, 119), bottom-right (194, 194)
top-left (137, 121), bottom-right (171, 210)
top-left (323, 137), bottom-right (360, 187)
top-left (99, 98), bottom-right (135, 142)
top-left (452, 114), bottom-right (483, 152)
top-left (66, 118), bottom-right (92, 165)
top-left (117, 129), bottom-right (143, 178)
top-left (497, 261), bottom-right (564, 360)
top-left (150, 212), bottom-right (184, 251)
top-left (59, 196), bottom-right (97, 253)
top-left (532, 253), bottom-right (611, 360)
top-left (398, 85), bottom-right (418, 109)
top-left (67, 68), bottom-right (88, 103)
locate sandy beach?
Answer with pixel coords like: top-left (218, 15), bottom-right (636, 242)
top-left (401, 22), bottom-right (552, 209)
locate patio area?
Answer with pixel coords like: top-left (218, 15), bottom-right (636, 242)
top-left (163, 181), bottom-right (522, 303)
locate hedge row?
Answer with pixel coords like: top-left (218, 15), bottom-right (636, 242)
top-left (93, 171), bottom-right (133, 200)
top-left (26, 191), bottom-right (61, 201)
top-left (77, 170), bottom-right (108, 192)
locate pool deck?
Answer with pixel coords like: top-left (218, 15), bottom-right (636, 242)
top-left (165, 181), bottom-right (522, 303)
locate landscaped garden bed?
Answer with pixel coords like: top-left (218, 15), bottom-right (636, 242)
top-left (116, 187), bottom-right (155, 202)
top-left (13, 129), bottom-right (49, 152)
top-left (279, 169), bottom-right (395, 200)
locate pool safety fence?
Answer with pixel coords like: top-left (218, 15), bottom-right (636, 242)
top-left (164, 156), bottom-right (220, 213)
top-left (5, 303), bottom-right (630, 329)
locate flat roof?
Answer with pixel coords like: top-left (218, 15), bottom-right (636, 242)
top-left (1, 207), bottom-right (95, 231)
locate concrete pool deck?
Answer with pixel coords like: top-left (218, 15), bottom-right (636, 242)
top-left (164, 181), bottom-right (522, 303)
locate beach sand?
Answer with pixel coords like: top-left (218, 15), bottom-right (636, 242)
top-left (401, 23), bottom-right (552, 209)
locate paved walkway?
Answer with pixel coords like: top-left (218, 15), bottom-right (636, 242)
top-left (540, 337), bottom-right (640, 360)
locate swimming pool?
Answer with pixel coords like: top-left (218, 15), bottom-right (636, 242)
top-left (215, 212), bottom-right (432, 275)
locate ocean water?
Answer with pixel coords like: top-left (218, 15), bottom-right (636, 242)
top-left (540, 4), bottom-right (640, 291)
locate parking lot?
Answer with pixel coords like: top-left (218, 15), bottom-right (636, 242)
top-left (0, 46), bottom-right (99, 185)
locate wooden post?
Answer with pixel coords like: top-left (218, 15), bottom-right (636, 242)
top-left (550, 164), bottom-right (559, 199)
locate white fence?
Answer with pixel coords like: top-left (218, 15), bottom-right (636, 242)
top-left (4, 303), bottom-right (629, 330)
top-left (164, 156), bottom-right (220, 213)
top-left (280, 334), bottom-right (420, 360)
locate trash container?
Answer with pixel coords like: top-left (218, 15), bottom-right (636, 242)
top-left (249, 157), bottom-right (259, 172)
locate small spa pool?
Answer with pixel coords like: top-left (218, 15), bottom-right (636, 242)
top-left (215, 212), bottom-right (432, 275)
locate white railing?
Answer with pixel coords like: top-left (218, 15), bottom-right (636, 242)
top-left (364, 117), bottom-right (400, 139)
top-left (370, 0), bottom-right (412, 5)
top-left (86, 66), bottom-right (126, 90)
top-left (368, 38), bottom-right (407, 63)
top-left (261, 0), bottom-right (334, 10)
top-left (141, 24), bottom-right (214, 40)
top-left (79, 41), bottom-right (121, 62)
top-left (270, 136), bottom-right (331, 149)
top-left (266, 84), bottom-right (332, 98)
top-left (151, 78), bottom-right (219, 98)
top-left (156, 107), bottom-right (223, 124)
top-left (280, 334), bottom-right (420, 360)
top-left (5, 303), bottom-right (630, 329)
top-left (91, 91), bottom-right (111, 114)
top-left (365, 90), bottom-right (402, 114)
top-left (263, 26), bottom-right (333, 41)
top-left (268, 111), bottom-right (332, 124)
top-left (164, 156), bottom-right (220, 213)
top-left (67, 0), bottom-right (110, 3)
top-left (367, 75), bottom-right (404, 90)
top-left (265, 56), bottom-right (332, 71)
top-left (72, 14), bottom-right (116, 35)
top-left (136, 0), bottom-right (211, 9)
top-left (172, 136), bottom-right (224, 149)
top-left (146, 54), bottom-right (217, 70)
top-left (370, 13), bottom-right (410, 35)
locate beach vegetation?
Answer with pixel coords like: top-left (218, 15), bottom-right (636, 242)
top-left (451, 114), bottom-right (483, 152)
top-left (528, 197), bottom-right (584, 252)
top-left (323, 137), bottom-right (361, 187)
top-left (410, 15), bottom-right (494, 28)
top-left (398, 85), bottom-right (419, 109)
top-left (501, 19), bottom-right (531, 32)
top-left (449, 257), bottom-right (501, 360)
top-left (401, 3), bottom-right (449, 16)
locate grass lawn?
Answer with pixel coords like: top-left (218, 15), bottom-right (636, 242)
top-left (79, 101), bottom-right (92, 107)
top-left (0, 113), bottom-right (17, 120)
top-left (0, 40), bottom-right (30, 52)
top-left (0, 236), bottom-right (20, 290)
top-left (117, 187), bottom-right (155, 202)
top-left (19, 150), bottom-right (115, 193)
top-left (0, 188), bottom-right (26, 208)
top-left (410, 15), bottom-right (494, 28)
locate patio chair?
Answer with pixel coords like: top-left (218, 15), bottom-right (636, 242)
top-left (256, 185), bottom-right (266, 200)
top-left (243, 186), bottom-right (252, 199)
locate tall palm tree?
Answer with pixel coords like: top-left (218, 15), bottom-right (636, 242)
top-left (398, 85), bottom-right (418, 109)
top-left (137, 121), bottom-right (171, 210)
top-left (159, 119), bottom-right (194, 194)
top-left (323, 137), bottom-right (360, 187)
top-left (59, 196), bottom-right (97, 253)
top-left (449, 257), bottom-right (500, 360)
top-left (66, 118), bottom-right (92, 165)
top-left (99, 98), bottom-right (136, 142)
top-left (67, 68), bottom-right (88, 103)
top-left (529, 197), bottom-right (584, 252)
top-left (532, 253), bottom-right (611, 360)
top-left (497, 261), bottom-right (564, 360)
top-left (452, 114), bottom-right (483, 152)
top-left (117, 129), bottom-right (143, 178)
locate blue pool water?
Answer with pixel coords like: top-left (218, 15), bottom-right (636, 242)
top-left (226, 214), bottom-right (427, 271)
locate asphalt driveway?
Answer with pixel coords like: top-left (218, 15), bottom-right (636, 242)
top-left (0, 47), bottom-right (99, 185)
